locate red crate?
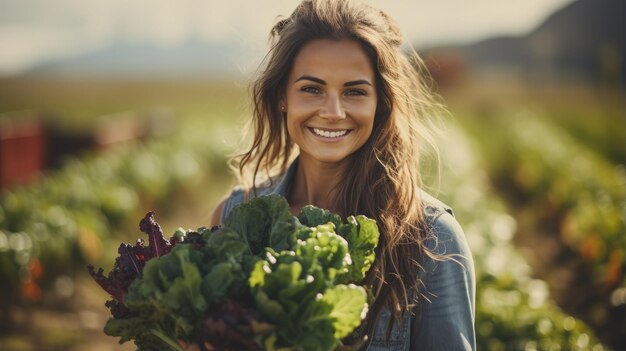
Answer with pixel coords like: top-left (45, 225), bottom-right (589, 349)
top-left (0, 118), bottom-right (46, 190)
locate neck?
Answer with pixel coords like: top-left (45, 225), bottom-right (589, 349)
top-left (288, 154), bottom-right (346, 214)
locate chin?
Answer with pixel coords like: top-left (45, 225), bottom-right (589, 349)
top-left (303, 149), bottom-right (357, 165)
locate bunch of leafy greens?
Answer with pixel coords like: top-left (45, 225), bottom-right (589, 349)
top-left (89, 194), bottom-right (379, 351)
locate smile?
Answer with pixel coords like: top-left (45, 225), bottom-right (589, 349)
top-left (310, 127), bottom-right (351, 138)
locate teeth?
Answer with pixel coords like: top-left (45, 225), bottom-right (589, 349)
top-left (312, 128), bottom-right (348, 138)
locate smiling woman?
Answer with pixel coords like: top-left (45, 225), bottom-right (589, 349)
top-left (210, 0), bottom-right (475, 350)
top-left (285, 39), bottom-right (377, 170)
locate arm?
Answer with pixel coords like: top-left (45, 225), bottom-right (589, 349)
top-left (210, 198), bottom-right (227, 227)
top-left (211, 186), bottom-right (247, 227)
top-left (411, 211), bottom-right (476, 351)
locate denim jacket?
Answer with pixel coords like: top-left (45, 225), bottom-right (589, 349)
top-left (220, 160), bottom-right (476, 351)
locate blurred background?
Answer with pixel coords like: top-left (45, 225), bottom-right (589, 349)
top-left (0, 0), bottom-right (624, 350)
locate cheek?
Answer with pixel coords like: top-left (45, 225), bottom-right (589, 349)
top-left (286, 115), bottom-right (303, 141)
top-left (353, 97), bottom-right (377, 116)
top-left (356, 105), bottom-right (376, 130)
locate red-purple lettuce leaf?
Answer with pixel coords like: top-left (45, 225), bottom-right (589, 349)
top-left (88, 211), bottom-right (173, 303)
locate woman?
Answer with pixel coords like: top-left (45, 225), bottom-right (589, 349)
top-left (211, 1), bottom-right (475, 350)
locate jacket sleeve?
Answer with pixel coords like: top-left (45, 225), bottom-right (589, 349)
top-left (411, 210), bottom-right (476, 351)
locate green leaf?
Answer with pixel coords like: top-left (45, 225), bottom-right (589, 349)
top-left (162, 248), bottom-right (207, 315)
top-left (254, 289), bottom-right (289, 325)
top-left (205, 227), bottom-right (243, 253)
top-left (225, 194), bottom-right (296, 255)
top-left (321, 284), bottom-right (368, 339)
top-left (264, 260), bottom-right (303, 295)
top-left (201, 261), bottom-right (242, 305)
top-left (336, 216), bottom-right (379, 283)
top-left (104, 317), bottom-right (171, 350)
top-left (104, 316), bottom-right (146, 344)
top-left (122, 244), bottom-right (208, 342)
top-left (295, 223), bottom-right (350, 281)
top-left (298, 205), bottom-right (341, 228)
top-left (288, 296), bottom-right (336, 351)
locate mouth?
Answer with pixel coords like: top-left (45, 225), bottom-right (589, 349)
top-left (309, 127), bottom-right (352, 139)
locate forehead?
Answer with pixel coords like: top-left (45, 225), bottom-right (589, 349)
top-left (289, 39), bottom-right (376, 82)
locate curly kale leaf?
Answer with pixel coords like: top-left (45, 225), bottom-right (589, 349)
top-left (122, 244), bottom-right (207, 342)
top-left (249, 222), bottom-right (368, 351)
top-left (335, 215), bottom-right (379, 284)
top-left (225, 194), bottom-right (297, 255)
top-left (297, 206), bottom-right (380, 284)
top-left (298, 205), bottom-right (342, 228)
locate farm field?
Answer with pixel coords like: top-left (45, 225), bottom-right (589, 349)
top-left (0, 77), bottom-right (623, 350)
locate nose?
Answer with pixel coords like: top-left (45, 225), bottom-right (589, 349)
top-left (319, 94), bottom-right (346, 121)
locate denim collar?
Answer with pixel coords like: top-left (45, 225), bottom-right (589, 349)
top-left (272, 157), bottom-right (299, 198)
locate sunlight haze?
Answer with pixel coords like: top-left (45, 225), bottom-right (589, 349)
top-left (0, 0), bottom-right (576, 75)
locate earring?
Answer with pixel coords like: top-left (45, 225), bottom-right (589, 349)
top-left (280, 105), bottom-right (286, 112)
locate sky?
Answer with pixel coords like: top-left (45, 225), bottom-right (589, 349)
top-left (0, 0), bottom-right (576, 76)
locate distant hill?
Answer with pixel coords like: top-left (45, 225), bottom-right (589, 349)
top-left (421, 0), bottom-right (626, 85)
top-left (23, 38), bottom-right (250, 79)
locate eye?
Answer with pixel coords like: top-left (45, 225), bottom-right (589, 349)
top-left (301, 86), bottom-right (321, 94)
top-left (345, 89), bottom-right (366, 96)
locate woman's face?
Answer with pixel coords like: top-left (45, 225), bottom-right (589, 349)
top-left (284, 39), bottom-right (377, 165)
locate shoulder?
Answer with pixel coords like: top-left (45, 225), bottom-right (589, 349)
top-left (419, 190), bottom-right (474, 294)
top-left (419, 190), bottom-right (469, 258)
top-left (420, 189), bottom-right (454, 225)
top-left (214, 186), bottom-right (245, 225)
top-left (210, 197), bottom-right (228, 227)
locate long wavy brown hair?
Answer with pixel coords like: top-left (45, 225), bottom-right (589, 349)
top-left (233, 0), bottom-right (446, 341)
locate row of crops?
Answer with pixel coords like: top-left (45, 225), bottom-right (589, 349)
top-left (456, 106), bottom-right (625, 349)
top-left (0, 117), bottom-right (233, 324)
top-left (464, 112), bottom-right (625, 285)
top-left (437, 125), bottom-right (605, 350)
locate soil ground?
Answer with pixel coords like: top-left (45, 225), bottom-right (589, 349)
top-left (0, 274), bottom-right (135, 351)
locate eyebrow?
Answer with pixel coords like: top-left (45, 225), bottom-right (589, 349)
top-left (295, 75), bottom-right (373, 87)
